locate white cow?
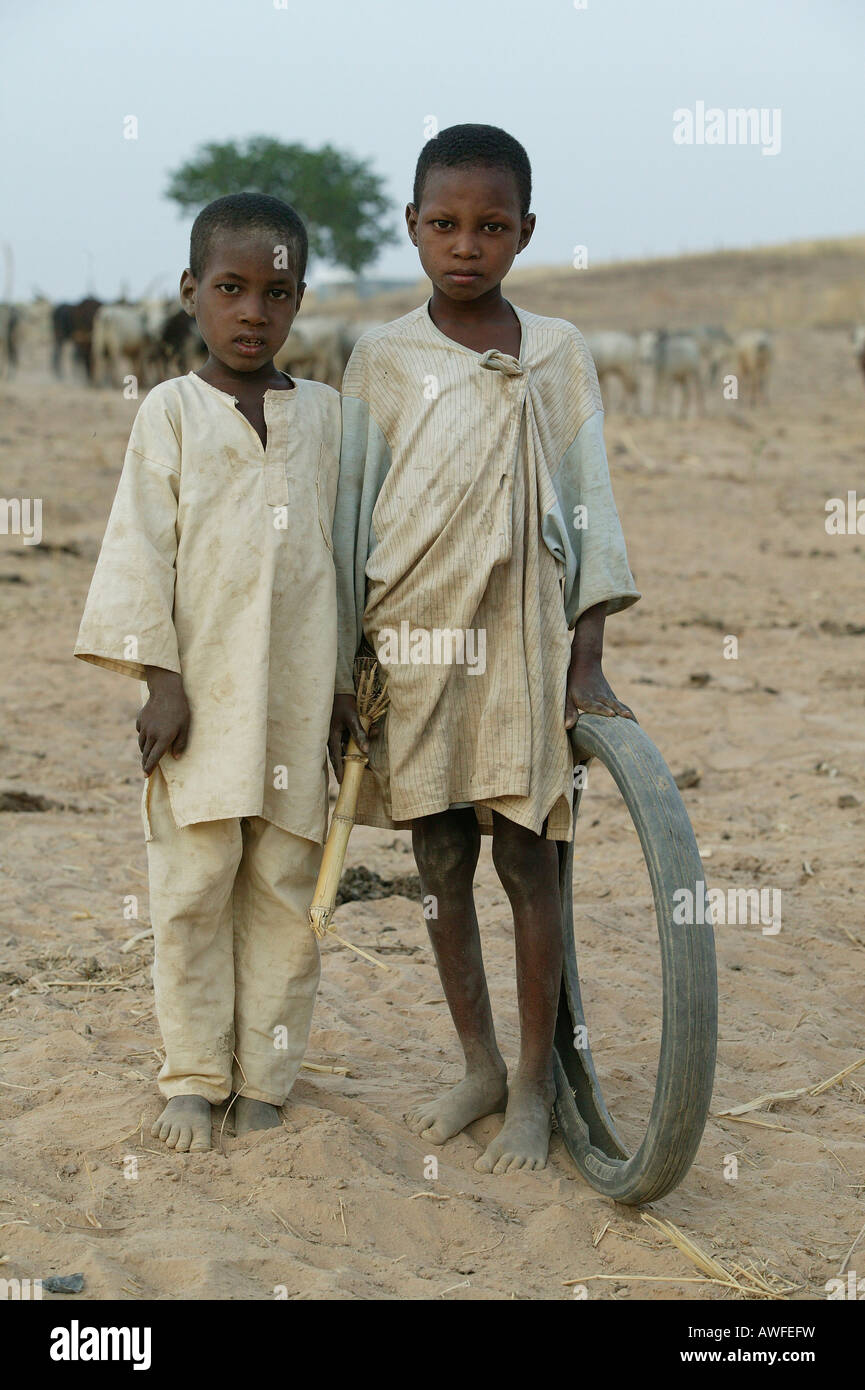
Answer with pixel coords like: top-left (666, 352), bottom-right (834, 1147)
top-left (91, 300), bottom-right (170, 388)
top-left (583, 331), bottom-right (641, 412)
top-left (692, 324), bottom-right (733, 386)
top-left (734, 330), bottom-right (773, 407)
top-left (640, 330), bottom-right (703, 417)
top-left (274, 316), bottom-right (345, 386)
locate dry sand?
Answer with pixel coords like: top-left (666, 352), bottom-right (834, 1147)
top-left (1, 240), bottom-right (864, 1300)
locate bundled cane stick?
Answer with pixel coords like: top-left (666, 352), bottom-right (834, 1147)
top-left (308, 647), bottom-right (389, 940)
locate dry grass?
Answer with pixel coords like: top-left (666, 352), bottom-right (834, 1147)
top-left (640, 1216), bottom-right (801, 1299)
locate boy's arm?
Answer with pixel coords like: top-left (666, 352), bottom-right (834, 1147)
top-left (541, 337), bottom-right (641, 723)
top-left (328, 380), bottom-right (392, 780)
top-left (542, 408), bottom-right (641, 631)
top-left (75, 393), bottom-right (188, 769)
top-left (331, 392), bottom-right (372, 696)
top-left (75, 416), bottom-right (181, 681)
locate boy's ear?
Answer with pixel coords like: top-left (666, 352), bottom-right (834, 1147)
top-left (295, 282), bottom-right (306, 312)
top-left (179, 269), bottom-right (197, 316)
top-left (517, 213), bottom-right (536, 255)
top-left (405, 203), bottom-right (419, 246)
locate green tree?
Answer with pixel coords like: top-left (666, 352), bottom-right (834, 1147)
top-left (165, 137), bottom-right (398, 276)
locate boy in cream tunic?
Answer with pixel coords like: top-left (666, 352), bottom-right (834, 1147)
top-left (76, 194), bottom-right (339, 1152)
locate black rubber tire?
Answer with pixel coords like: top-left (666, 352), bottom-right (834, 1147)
top-left (553, 713), bottom-right (718, 1205)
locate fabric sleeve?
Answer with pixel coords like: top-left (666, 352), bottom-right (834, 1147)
top-left (541, 409), bottom-right (641, 627)
top-left (332, 389), bottom-right (392, 692)
top-left (74, 392), bottom-right (182, 681)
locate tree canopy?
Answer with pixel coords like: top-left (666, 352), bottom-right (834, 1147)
top-left (165, 137), bottom-right (398, 276)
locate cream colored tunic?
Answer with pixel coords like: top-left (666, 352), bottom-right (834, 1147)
top-left (75, 371), bottom-right (340, 844)
top-left (333, 303), bottom-right (640, 841)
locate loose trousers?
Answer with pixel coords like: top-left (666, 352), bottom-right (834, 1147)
top-left (144, 770), bottom-right (322, 1105)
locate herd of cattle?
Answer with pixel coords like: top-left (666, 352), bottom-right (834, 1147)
top-left (2, 296), bottom-right (380, 396)
top-left (2, 295), bottom-right (865, 413)
top-left (584, 326), bottom-right (776, 413)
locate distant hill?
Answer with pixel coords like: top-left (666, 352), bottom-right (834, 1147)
top-left (315, 235), bottom-right (865, 337)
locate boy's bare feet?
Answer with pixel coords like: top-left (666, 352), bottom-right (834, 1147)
top-left (233, 1097), bottom-right (282, 1135)
top-left (151, 1095), bottom-right (212, 1152)
top-left (405, 1061), bottom-right (508, 1144)
top-left (474, 1074), bottom-right (556, 1174)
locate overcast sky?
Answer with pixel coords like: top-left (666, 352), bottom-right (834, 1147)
top-left (2, 0), bottom-right (862, 300)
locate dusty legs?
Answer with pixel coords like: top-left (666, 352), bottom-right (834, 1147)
top-left (405, 808), bottom-right (563, 1173)
top-left (405, 810), bottom-right (508, 1142)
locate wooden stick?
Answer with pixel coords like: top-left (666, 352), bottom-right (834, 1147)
top-left (308, 728), bottom-right (371, 938)
top-left (308, 656), bottom-right (389, 940)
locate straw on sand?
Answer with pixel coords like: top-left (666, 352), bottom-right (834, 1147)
top-left (640, 1215), bottom-right (801, 1299)
top-left (714, 1054), bottom-right (865, 1117)
top-left (308, 648), bottom-right (390, 943)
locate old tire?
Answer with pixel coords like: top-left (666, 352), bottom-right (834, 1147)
top-left (553, 713), bottom-right (717, 1205)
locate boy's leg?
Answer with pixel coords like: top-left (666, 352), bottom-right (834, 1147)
top-left (405, 808), bottom-right (508, 1144)
top-left (146, 772), bottom-right (242, 1151)
top-left (474, 811), bottom-right (563, 1173)
top-left (231, 817), bottom-right (322, 1132)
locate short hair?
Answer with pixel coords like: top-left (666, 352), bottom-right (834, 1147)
top-left (413, 124), bottom-right (532, 216)
top-left (189, 193), bottom-right (308, 282)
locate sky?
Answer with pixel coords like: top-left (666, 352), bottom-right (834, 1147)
top-left (1, 0), bottom-right (863, 300)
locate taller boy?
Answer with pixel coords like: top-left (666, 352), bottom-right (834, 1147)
top-left (330, 126), bottom-right (640, 1174)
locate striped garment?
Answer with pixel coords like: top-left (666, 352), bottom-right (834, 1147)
top-left (333, 302), bottom-right (640, 841)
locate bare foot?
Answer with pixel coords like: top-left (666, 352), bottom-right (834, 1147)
top-left (474, 1075), bottom-right (555, 1174)
top-left (233, 1096), bottom-right (283, 1136)
top-left (405, 1063), bottom-right (508, 1144)
top-left (151, 1095), bottom-right (212, 1152)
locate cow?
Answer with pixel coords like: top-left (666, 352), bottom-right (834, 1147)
top-left (91, 300), bottom-right (173, 388)
top-left (274, 316), bottom-right (345, 386)
top-left (692, 324), bottom-right (733, 386)
top-left (52, 297), bottom-right (101, 379)
top-left (155, 307), bottom-right (206, 379)
top-left (734, 330), bottom-right (773, 407)
top-left (852, 326), bottom-right (865, 388)
top-left (0, 304), bottom-right (20, 379)
top-left (583, 331), bottom-right (641, 412)
top-left (640, 330), bottom-right (703, 417)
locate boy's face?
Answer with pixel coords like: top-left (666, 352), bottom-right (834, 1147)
top-left (180, 228), bottom-right (305, 374)
top-left (406, 166), bottom-right (535, 301)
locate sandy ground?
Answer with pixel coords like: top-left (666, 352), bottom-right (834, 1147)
top-left (1, 252), bottom-right (864, 1301)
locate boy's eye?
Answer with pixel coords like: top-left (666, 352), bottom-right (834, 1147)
top-left (269, 288), bottom-right (289, 300)
top-left (217, 283), bottom-right (240, 294)
top-left (431, 219), bottom-right (453, 230)
top-left (483, 223), bottom-right (505, 233)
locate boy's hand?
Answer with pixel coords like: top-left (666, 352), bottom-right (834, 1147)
top-left (565, 657), bottom-right (636, 728)
top-left (137, 668), bottom-right (190, 775)
top-left (565, 601), bottom-right (635, 728)
top-left (328, 693), bottom-right (373, 784)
